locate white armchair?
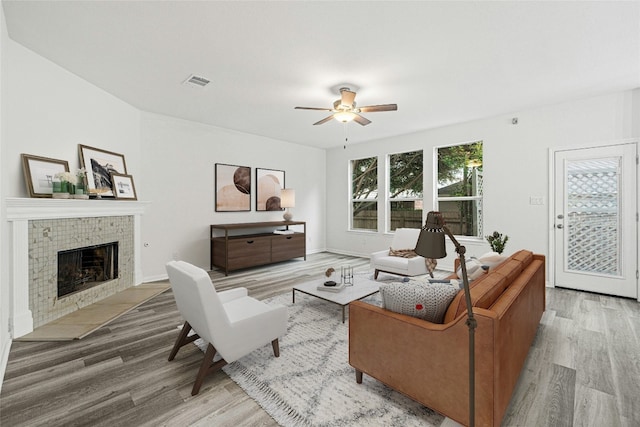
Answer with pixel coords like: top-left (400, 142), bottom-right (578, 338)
top-left (166, 260), bottom-right (288, 395)
top-left (370, 228), bottom-right (436, 280)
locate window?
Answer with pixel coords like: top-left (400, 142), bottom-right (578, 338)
top-left (388, 150), bottom-right (423, 231)
top-left (436, 141), bottom-right (483, 237)
top-left (351, 156), bottom-right (378, 231)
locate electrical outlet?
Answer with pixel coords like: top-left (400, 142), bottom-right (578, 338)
top-left (529, 196), bottom-right (544, 205)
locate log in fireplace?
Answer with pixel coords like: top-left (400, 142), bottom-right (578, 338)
top-left (57, 242), bottom-right (119, 298)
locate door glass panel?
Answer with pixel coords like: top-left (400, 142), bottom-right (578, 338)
top-left (565, 157), bottom-right (620, 276)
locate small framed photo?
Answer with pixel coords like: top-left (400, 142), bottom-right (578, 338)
top-left (21, 154), bottom-right (70, 198)
top-left (111, 173), bottom-right (137, 200)
top-left (79, 144), bottom-right (127, 197)
top-left (256, 168), bottom-right (285, 211)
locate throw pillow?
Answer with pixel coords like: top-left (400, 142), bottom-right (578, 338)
top-left (456, 257), bottom-right (488, 282)
top-left (379, 282), bottom-right (459, 323)
top-left (388, 247), bottom-right (418, 258)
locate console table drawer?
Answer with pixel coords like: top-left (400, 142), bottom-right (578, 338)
top-left (226, 237), bottom-right (271, 269)
top-left (210, 221), bottom-right (306, 275)
top-left (272, 234), bottom-right (305, 262)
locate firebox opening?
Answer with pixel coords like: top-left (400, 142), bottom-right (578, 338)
top-left (57, 242), bottom-right (119, 298)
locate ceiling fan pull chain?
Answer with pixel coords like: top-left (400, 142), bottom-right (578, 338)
top-left (343, 123), bottom-right (349, 149)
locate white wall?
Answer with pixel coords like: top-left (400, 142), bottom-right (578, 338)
top-left (0, 2), bottom-right (9, 390)
top-left (326, 89), bottom-right (639, 271)
top-left (139, 112), bottom-right (326, 281)
top-left (4, 41), bottom-right (141, 197)
top-left (0, 38), bottom-right (141, 383)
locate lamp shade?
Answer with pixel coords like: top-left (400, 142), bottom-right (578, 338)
top-left (415, 211), bottom-right (447, 259)
top-left (280, 189), bottom-right (295, 208)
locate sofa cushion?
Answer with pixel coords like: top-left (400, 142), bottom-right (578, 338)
top-left (442, 250), bottom-right (534, 323)
top-left (379, 281), bottom-right (459, 323)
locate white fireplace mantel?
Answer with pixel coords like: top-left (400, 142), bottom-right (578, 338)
top-left (6, 197), bottom-right (148, 220)
top-left (6, 197), bottom-right (150, 338)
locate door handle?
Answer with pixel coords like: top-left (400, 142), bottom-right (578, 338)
top-left (556, 224), bottom-right (563, 229)
top-left (557, 214), bottom-right (564, 219)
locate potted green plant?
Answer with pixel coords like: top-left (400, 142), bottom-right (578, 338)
top-left (485, 231), bottom-right (509, 254)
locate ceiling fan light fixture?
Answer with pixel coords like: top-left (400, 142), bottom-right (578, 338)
top-left (334, 111), bottom-right (356, 123)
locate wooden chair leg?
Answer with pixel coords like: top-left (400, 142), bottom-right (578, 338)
top-left (271, 338), bottom-right (280, 357)
top-left (191, 343), bottom-right (228, 396)
top-left (168, 321), bottom-right (201, 361)
top-left (374, 270), bottom-right (380, 279)
top-left (356, 369), bottom-right (363, 384)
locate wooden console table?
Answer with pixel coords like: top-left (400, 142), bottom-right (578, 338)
top-left (210, 221), bottom-right (306, 275)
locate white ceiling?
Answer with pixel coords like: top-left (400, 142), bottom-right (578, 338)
top-left (3, 1), bottom-right (639, 149)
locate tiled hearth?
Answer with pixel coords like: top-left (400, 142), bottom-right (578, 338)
top-left (29, 216), bottom-right (133, 328)
top-left (6, 198), bottom-right (147, 338)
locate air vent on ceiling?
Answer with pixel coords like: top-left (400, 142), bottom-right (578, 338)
top-left (183, 74), bottom-right (211, 88)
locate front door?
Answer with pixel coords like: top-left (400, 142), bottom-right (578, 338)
top-left (553, 143), bottom-right (637, 298)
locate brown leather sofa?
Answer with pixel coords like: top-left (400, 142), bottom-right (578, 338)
top-left (349, 250), bottom-right (545, 427)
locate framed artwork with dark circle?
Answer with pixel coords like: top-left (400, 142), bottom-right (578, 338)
top-left (111, 173), bottom-right (137, 200)
top-left (78, 144), bottom-right (127, 197)
top-left (21, 153), bottom-right (70, 198)
top-left (256, 168), bottom-right (285, 211)
top-left (215, 163), bottom-right (251, 212)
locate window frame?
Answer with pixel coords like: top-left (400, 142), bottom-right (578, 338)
top-left (434, 141), bottom-right (483, 238)
top-left (349, 155), bottom-right (379, 232)
top-left (387, 149), bottom-right (424, 232)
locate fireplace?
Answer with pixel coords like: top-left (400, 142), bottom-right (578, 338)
top-left (7, 197), bottom-right (147, 337)
top-left (57, 242), bottom-right (119, 298)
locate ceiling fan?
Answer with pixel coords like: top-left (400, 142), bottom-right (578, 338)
top-left (295, 87), bottom-right (397, 126)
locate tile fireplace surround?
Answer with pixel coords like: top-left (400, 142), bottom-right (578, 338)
top-left (6, 198), bottom-right (148, 338)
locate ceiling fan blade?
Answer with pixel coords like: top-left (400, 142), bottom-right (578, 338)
top-left (353, 114), bottom-right (371, 126)
top-left (340, 89), bottom-right (356, 107)
top-left (295, 106), bottom-right (333, 111)
top-left (313, 115), bottom-right (335, 125)
top-left (358, 104), bottom-right (398, 113)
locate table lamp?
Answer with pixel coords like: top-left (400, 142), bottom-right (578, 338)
top-left (280, 188), bottom-right (295, 221)
top-left (414, 211), bottom-right (477, 427)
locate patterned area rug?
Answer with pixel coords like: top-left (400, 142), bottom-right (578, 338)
top-left (194, 275), bottom-right (448, 426)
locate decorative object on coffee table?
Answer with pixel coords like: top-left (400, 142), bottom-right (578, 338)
top-left (292, 275), bottom-right (379, 323)
top-left (415, 211), bottom-right (477, 427)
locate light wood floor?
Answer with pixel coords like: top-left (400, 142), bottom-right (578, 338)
top-left (1, 252), bottom-right (639, 426)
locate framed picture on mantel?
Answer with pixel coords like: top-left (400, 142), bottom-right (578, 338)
top-left (21, 153), bottom-right (70, 198)
top-left (79, 144), bottom-right (127, 198)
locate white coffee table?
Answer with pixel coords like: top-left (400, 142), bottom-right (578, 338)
top-left (292, 276), bottom-right (380, 323)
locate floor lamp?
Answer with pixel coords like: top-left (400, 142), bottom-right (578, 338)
top-left (415, 211), bottom-right (477, 427)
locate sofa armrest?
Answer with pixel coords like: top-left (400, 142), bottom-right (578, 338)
top-left (348, 301), bottom-right (497, 427)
